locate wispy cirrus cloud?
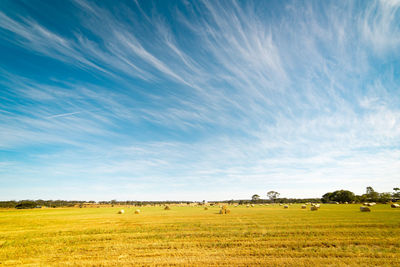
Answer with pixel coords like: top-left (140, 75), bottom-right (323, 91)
top-left (0, 0), bottom-right (399, 200)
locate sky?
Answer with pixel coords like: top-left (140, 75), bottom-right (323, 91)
top-left (0, 0), bottom-right (399, 201)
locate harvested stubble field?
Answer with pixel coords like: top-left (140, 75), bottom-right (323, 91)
top-left (0, 204), bottom-right (399, 266)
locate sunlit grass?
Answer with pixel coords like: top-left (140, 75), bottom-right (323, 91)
top-left (1, 204), bottom-right (399, 266)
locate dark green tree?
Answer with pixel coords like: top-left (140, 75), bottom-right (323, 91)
top-left (321, 190), bottom-right (355, 203)
top-left (322, 192), bottom-right (333, 203)
top-left (334, 190), bottom-right (355, 203)
top-left (15, 201), bottom-right (37, 209)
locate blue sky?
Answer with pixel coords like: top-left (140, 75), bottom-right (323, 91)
top-left (0, 0), bottom-right (399, 201)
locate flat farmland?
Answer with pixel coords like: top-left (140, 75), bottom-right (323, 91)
top-left (0, 204), bottom-right (399, 266)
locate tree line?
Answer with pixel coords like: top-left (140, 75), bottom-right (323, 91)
top-left (250, 187), bottom-right (399, 204)
top-left (0, 200), bottom-right (193, 209)
top-left (321, 187), bottom-right (400, 203)
top-left (1, 187), bottom-right (398, 209)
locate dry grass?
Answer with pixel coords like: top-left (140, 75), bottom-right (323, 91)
top-left (0, 204), bottom-right (399, 266)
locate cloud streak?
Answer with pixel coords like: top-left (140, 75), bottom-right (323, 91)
top-left (0, 0), bottom-right (399, 200)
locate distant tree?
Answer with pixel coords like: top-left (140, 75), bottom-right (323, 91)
top-left (321, 190), bottom-right (355, 203)
top-left (0, 201), bottom-right (17, 208)
top-left (251, 194), bottom-right (260, 202)
top-left (378, 193), bottom-right (392, 203)
top-left (267, 191), bottom-right (280, 203)
top-left (15, 201), bottom-right (37, 209)
top-left (366, 186), bottom-right (374, 195)
top-left (334, 190), bottom-right (355, 203)
top-left (355, 194), bottom-right (367, 203)
top-left (393, 188), bottom-right (400, 198)
top-left (322, 192), bottom-right (333, 203)
top-left (365, 186), bottom-right (379, 202)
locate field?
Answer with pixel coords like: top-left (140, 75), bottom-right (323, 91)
top-left (1, 204), bottom-right (399, 266)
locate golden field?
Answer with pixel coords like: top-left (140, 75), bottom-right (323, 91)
top-left (0, 204), bottom-right (399, 266)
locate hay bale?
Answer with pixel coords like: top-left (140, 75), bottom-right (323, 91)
top-left (391, 203), bottom-right (400, 208)
top-left (246, 204), bottom-right (250, 208)
top-left (360, 206), bottom-right (371, 212)
top-left (301, 205), bottom-right (306, 209)
top-left (279, 203), bottom-right (283, 206)
top-left (313, 204), bottom-right (320, 208)
top-left (344, 202), bottom-right (348, 204)
top-left (310, 206), bottom-right (318, 211)
top-left (219, 205), bottom-right (230, 214)
top-left (118, 209), bottom-right (125, 214)
top-left (164, 205), bottom-right (171, 210)
top-left (284, 205), bottom-right (289, 209)
top-left (204, 207), bottom-right (208, 210)
top-left (251, 204), bottom-right (255, 207)
top-left (134, 209), bottom-right (140, 214)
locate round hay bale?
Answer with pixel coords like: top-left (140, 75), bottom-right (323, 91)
top-left (164, 205), bottom-right (171, 210)
top-left (251, 204), bottom-right (255, 207)
top-left (391, 203), bottom-right (400, 208)
top-left (219, 209), bottom-right (226, 214)
top-left (219, 205), bottom-right (230, 214)
top-left (204, 207), bottom-right (208, 210)
top-left (344, 202), bottom-right (348, 204)
top-left (310, 206), bottom-right (318, 211)
top-left (360, 206), bottom-right (371, 212)
top-left (134, 209), bottom-right (140, 214)
top-left (246, 204), bottom-right (250, 208)
top-left (283, 205), bottom-right (289, 209)
top-left (279, 203), bottom-right (283, 206)
top-left (118, 209), bottom-right (125, 214)
top-left (301, 205), bottom-right (306, 209)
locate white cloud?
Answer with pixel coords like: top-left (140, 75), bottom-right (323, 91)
top-left (0, 0), bottom-right (399, 200)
